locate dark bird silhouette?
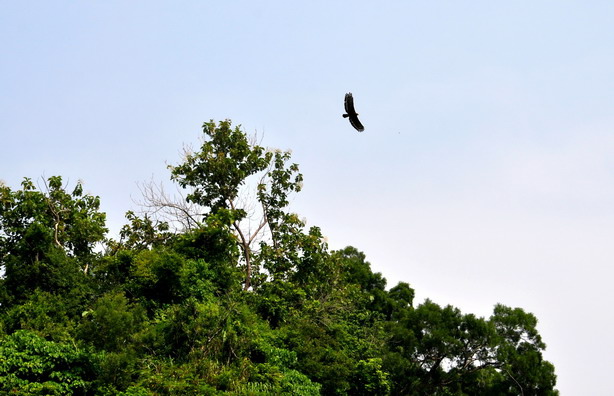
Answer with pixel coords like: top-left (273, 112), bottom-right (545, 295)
top-left (343, 92), bottom-right (364, 132)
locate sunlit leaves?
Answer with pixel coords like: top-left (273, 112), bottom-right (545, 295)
top-left (0, 330), bottom-right (95, 394)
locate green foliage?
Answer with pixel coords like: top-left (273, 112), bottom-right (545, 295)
top-left (169, 120), bottom-right (305, 290)
top-left (170, 119), bottom-right (270, 213)
top-left (231, 342), bottom-right (322, 395)
top-left (94, 350), bottom-right (141, 393)
top-left (255, 149), bottom-right (304, 254)
top-left (3, 290), bottom-right (75, 342)
top-left (111, 211), bottom-right (172, 252)
top-left (490, 304), bottom-right (558, 395)
top-left (173, 215), bottom-right (242, 295)
top-left (78, 291), bottom-right (146, 352)
top-left (129, 358), bottom-right (220, 395)
top-left (350, 358), bottom-right (391, 395)
top-left (0, 121), bottom-right (558, 394)
top-left (381, 299), bottom-right (559, 395)
top-left (0, 330), bottom-right (95, 395)
top-left (130, 249), bottom-right (187, 306)
top-left (0, 176), bottom-right (106, 305)
top-left (0, 176), bottom-right (106, 260)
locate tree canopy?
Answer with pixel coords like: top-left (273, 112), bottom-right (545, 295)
top-left (0, 120), bottom-right (558, 395)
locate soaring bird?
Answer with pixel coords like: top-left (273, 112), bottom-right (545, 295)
top-left (343, 92), bottom-right (364, 132)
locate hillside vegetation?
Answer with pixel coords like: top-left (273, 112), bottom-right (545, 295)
top-left (0, 120), bottom-right (557, 395)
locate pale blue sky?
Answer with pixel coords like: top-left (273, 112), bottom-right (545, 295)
top-left (3, 2), bottom-right (614, 393)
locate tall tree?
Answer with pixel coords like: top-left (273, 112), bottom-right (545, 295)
top-left (168, 119), bottom-right (303, 290)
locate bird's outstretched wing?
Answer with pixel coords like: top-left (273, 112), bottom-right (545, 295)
top-left (343, 92), bottom-right (364, 132)
top-left (344, 92), bottom-right (356, 115)
top-left (348, 113), bottom-right (364, 132)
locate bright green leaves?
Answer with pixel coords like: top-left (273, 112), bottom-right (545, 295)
top-left (256, 149), bottom-right (303, 233)
top-left (350, 358), bottom-right (391, 395)
top-left (234, 341), bottom-right (322, 395)
top-left (170, 119), bottom-right (269, 213)
top-left (254, 148), bottom-right (310, 286)
top-left (0, 330), bottom-right (95, 395)
top-left (112, 211), bottom-right (172, 252)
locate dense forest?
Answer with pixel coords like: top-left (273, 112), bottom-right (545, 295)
top-left (0, 120), bottom-right (557, 395)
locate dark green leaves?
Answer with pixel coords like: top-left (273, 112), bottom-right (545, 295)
top-left (0, 176), bottom-right (106, 304)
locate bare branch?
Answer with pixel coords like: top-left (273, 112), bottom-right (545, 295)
top-left (135, 179), bottom-right (204, 232)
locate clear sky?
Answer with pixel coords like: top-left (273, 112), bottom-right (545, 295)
top-left (2, 1), bottom-right (614, 393)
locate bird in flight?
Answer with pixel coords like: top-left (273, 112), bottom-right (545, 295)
top-left (343, 92), bottom-right (364, 132)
